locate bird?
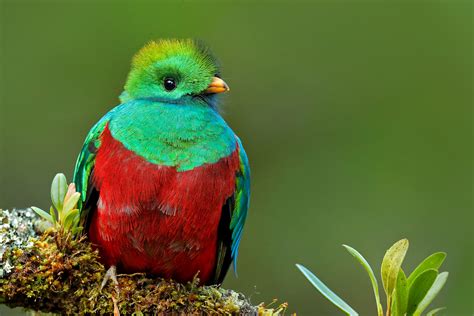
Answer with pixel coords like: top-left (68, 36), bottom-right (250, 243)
top-left (72, 39), bottom-right (250, 287)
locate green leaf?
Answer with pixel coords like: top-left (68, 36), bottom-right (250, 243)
top-left (413, 272), bottom-right (448, 316)
top-left (63, 192), bottom-right (81, 215)
top-left (406, 268), bottom-right (438, 315)
top-left (407, 252), bottom-right (446, 288)
top-left (31, 206), bottom-right (53, 223)
top-left (426, 307), bottom-right (446, 316)
top-left (381, 239), bottom-right (409, 305)
top-left (71, 213), bottom-right (81, 231)
top-left (392, 269), bottom-right (408, 316)
top-left (296, 264), bottom-right (358, 316)
top-left (49, 206), bottom-right (57, 224)
top-left (63, 209), bottom-right (79, 231)
top-left (71, 226), bottom-right (83, 235)
top-left (51, 173), bottom-right (68, 211)
top-left (343, 244), bottom-right (383, 316)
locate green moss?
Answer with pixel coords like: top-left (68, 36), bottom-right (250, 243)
top-left (0, 229), bottom-right (286, 315)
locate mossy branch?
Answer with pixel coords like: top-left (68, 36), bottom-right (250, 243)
top-left (0, 209), bottom-right (286, 315)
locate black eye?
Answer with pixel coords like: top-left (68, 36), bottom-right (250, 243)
top-left (163, 77), bottom-right (177, 91)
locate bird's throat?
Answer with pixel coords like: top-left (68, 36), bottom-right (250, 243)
top-left (108, 99), bottom-right (236, 171)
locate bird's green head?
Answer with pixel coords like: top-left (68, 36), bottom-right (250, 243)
top-left (121, 39), bottom-right (229, 105)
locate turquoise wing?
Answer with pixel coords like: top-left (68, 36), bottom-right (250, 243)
top-left (230, 137), bottom-right (251, 269)
top-left (213, 137), bottom-right (250, 284)
top-left (72, 113), bottom-right (112, 222)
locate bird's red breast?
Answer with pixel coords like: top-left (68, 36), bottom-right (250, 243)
top-left (88, 125), bottom-right (240, 283)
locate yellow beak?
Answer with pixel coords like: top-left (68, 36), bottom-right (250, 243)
top-left (204, 76), bottom-right (230, 94)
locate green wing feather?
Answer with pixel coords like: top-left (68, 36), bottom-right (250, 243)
top-left (230, 137), bottom-right (250, 267)
top-left (213, 137), bottom-right (250, 283)
top-left (72, 113), bottom-right (113, 223)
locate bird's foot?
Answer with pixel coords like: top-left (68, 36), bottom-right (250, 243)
top-left (101, 265), bottom-right (120, 294)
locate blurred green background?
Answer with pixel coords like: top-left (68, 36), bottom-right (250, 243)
top-left (0, 1), bottom-right (472, 315)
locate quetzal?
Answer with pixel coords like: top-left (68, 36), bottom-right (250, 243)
top-left (72, 39), bottom-right (250, 286)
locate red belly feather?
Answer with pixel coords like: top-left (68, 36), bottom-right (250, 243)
top-left (88, 125), bottom-right (240, 284)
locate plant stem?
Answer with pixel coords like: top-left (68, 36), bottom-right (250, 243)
top-left (386, 296), bottom-right (391, 316)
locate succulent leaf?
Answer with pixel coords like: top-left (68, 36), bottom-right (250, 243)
top-left (51, 173), bottom-right (68, 211)
top-left (413, 272), bottom-right (448, 316)
top-left (406, 269), bottom-right (438, 315)
top-left (381, 238), bottom-right (409, 306)
top-left (31, 206), bottom-right (53, 223)
top-left (392, 269), bottom-right (408, 316)
top-left (407, 252), bottom-right (446, 288)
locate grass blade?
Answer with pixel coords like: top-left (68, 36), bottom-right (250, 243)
top-left (296, 264), bottom-right (358, 316)
top-left (342, 244), bottom-right (383, 316)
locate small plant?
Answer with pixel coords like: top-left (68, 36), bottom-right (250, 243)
top-left (297, 239), bottom-right (448, 316)
top-left (31, 173), bottom-right (82, 240)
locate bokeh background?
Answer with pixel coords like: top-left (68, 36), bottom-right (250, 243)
top-left (1, 1), bottom-right (472, 315)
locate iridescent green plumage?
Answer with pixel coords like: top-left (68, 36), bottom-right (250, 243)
top-left (122, 39), bottom-right (219, 102)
